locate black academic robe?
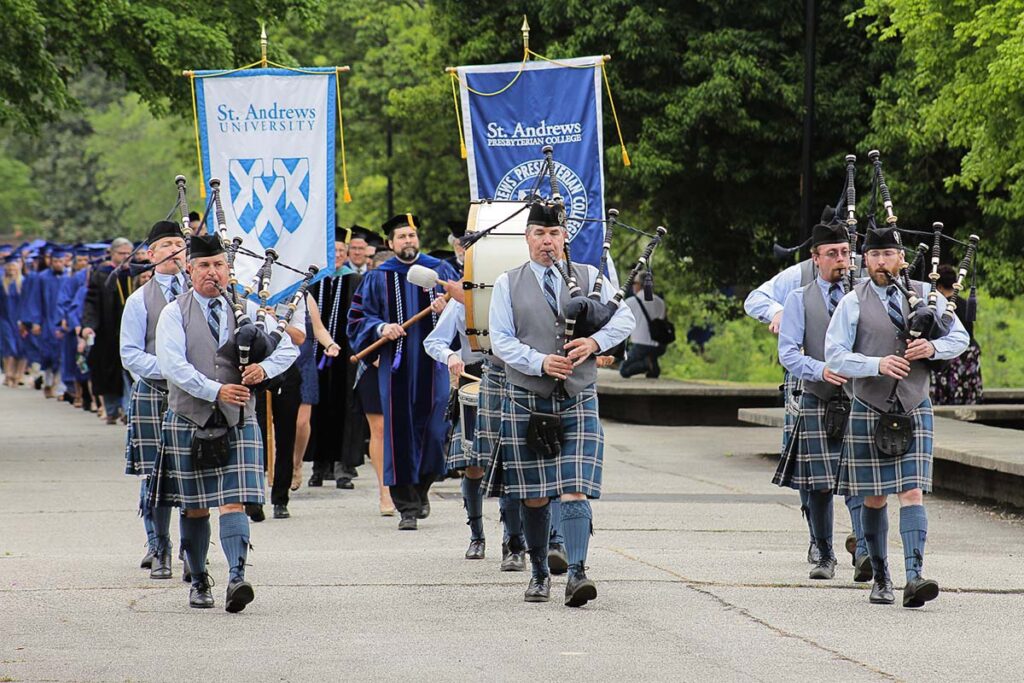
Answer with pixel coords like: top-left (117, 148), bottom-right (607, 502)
top-left (306, 273), bottom-right (364, 469)
top-left (81, 265), bottom-right (133, 396)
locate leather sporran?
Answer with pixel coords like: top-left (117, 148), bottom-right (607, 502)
top-left (526, 412), bottom-right (562, 459)
top-left (823, 394), bottom-right (851, 440)
top-left (874, 410), bottom-right (913, 457)
top-left (191, 409), bottom-right (232, 469)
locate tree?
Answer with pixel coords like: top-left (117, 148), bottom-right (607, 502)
top-left (0, 0), bottom-right (325, 131)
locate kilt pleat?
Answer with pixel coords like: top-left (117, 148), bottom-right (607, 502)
top-left (781, 371), bottom-right (801, 455)
top-left (124, 379), bottom-right (168, 476)
top-left (835, 398), bottom-right (933, 496)
top-left (149, 409), bottom-right (266, 509)
top-left (773, 392), bottom-right (843, 490)
top-left (493, 384), bottom-right (604, 500)
top-left (473, 363), bottom-right (504, 473)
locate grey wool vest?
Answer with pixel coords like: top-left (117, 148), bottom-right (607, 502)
top-left (142, 279), bottom-right (170, 386)
top-left (800, 281), bottom-right (841, 401)
top-left (504, 262), bottom-right (595, 398)
top-left (852, 279), bottom-right (930, 412)
top-left (167, 293), bottom-right (252, 428)
top-left (799, 258), bottom-right (816, 287)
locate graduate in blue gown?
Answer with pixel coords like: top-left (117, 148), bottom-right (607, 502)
top-left (347, 214), bottom-right (459, 530)
top-left (24, 245), bottom-right (72, 396)
top-left (58, 247), bottom-right (92, 402)
top-left (1, 250), bottom-right (26, 385)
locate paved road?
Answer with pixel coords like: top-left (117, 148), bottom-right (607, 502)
top-left (1, 385), bottom-right (1022, 681)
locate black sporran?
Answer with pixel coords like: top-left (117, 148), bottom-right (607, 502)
top-left (823, 394), bottom-right (851, 440)
top-left (526, 412), bottom-right (562, 459)
top-left (874, 410), bottom-right (913, 457)
top-left (191, 409), bottom-right (232, 469)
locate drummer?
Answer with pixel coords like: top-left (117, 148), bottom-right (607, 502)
top-left (423, 300), bottom-right (488, 560)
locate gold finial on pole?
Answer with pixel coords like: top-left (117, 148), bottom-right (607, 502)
top-left (260, 22), bottom-right (268, 68)
top-left (521, 15), bottom-right (530, 57)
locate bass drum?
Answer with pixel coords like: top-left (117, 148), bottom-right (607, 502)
top-left (463, 200), bottom-right (531, 352)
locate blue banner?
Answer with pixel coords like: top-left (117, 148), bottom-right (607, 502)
top-left (458, 57), bottom-right (605, 267)
top-left (195, 67), bottom-right (336, 304)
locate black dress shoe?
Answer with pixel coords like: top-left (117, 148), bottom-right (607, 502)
top-left (548, 544), bottom-right (569, 575)
top-left (808, 554), bottom-right (837, 580)
top-left (500, 543), bottom-right (527, 572)
top-left (273, 504), bottom-right (290, 519)
top-left (417, 500), bottom-right (431, 519)
top-left (564, 570), bottom-right (598, 607)
top-left (189, 574), bottom-right (215, 609)
top-left (807, 541), bottom-right (821, 565)
top-left (845, 534), bottom-right (858, 565)
top-left (245, 504), bottom-right (265, 523)
top-left (150, 551), bottom-right (172, 580)
top-left (308, 472), bottom-right (324, 487)
top-left (524, 574), bottom-right (551, 602)
top-left (225, 579), bottom-right (255, 613)
top-left (465, 539), bottom-right (486, 560)
top-left (336, 478), bottom-right (354, 490)
top-left (140, 551), bottom-right (155, 570)
top-left (903, 576), bottom-right (939, 608)
top-left (853, 554), bottom-right (873, 583)
top-left (869, 577), bottom-right (895, 605)
top-left (398, 515), bottom-right (418, 531)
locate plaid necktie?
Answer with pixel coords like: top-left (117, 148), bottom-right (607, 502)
top-left (827, 283), bottom-right (842, 316)
top-left (167, 277), bottom-right (180, 302)
top-left (885, 286), bottom-right (905, 330)
top-left (207, 299), bottom-right (222, 343)
top-left (542, 268), bottom-right (559, 315)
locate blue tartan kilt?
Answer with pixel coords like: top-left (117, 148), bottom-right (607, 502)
top-left (781, 371), bottom-right (801, 455)
top-left (835, 398), bottom-right (934, 496)
top-left (124, 379), bottom-right (167, 476)
top-left (773, 392), bottom-right (843, 490)
top-left (149, 409), bottom-right (266, 510)
top-left (473, 363), bottom-right (505, 473)
top-left (492, 384), bottom-right (604, 501)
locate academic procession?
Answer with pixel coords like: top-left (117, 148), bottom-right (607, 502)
top-left (2, 5), bottom-right (1023, 681)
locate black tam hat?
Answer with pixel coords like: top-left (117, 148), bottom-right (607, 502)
top-left (527, 203), bottom-right (562, 228)
top-left (189, 234), bottom-right (224, 259)
top-left (446, 220), bottom-right (467, 239)
top-left (811, 222), bottom-right (849, 248)
top-left (382, 214), bottom-right (420, 235)
top-left (188, 211), bottom-right (201, 222)
top-left (147, 220), bottom-right (183, 245)
top-left (862, 227), bottom-right (903, 252)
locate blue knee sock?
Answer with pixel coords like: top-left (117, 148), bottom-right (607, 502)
top-left (151, 505), bottom-right (173, 555)
top-left (560, 500), bottom-right (593, 578)
top-left (180, 514), bottom-right (211, 588)
top-left (462, 476), bottom-right (485, 541)
top-left (807, 490), bottom-right (834, 558)
top-left (845, 495), bottom-right (868, 558)
top-left (861, 505), bottom-right (889, 576)
top-left (798, 489), bottom-right (813, 543)
top-left (140, 480), bottom-right (157, 553)
top-left (219, 511), bottom-right (250, 583)
top-left (899, 504), bottom-right (928, 581)
top-left (499, 494), bottom-right (525, 552)
top-left (548, 498), bottom-right (564, 546)
top-left (522, 503), bottom-right (551, 578)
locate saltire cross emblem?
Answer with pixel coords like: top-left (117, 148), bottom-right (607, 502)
top-left (229, 157), bottom-right (310, 248)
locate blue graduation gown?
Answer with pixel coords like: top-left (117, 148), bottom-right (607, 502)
top-left (59, 269), bottom-right (89, 383)
top-left (29, 269), bottom-right (69, 370)
top-left (0, 278), bottom-right (23, 358)
top-left (346, 254), bottom-right (459, 486)
top-left (18, 272), bottom-right (40, 364)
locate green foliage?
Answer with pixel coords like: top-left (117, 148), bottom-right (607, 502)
top-left (0, 148), bottom-right (40, 233)
top-left (0, 0), bottom-right (325, 131)
top-left (973, 291), bottom-right (1024, 388)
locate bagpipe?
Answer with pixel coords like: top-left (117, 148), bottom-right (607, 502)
top-left (166, 176), bottom-right (321, 376)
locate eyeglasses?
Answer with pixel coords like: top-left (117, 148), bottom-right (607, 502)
top-left (819, 248), bottom-right (850, 259)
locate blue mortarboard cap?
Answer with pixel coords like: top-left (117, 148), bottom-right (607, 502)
top-left (27, 239), bottom-right (46, 250)
top-left (51, 244), bottom-right (73, 258)
top-left (4, 253), bottom-right (21, 264)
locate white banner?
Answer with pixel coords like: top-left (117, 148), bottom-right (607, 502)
top-left (195, 67), bottom-right (336, 304)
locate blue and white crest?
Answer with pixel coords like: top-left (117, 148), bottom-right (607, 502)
top-left (229, 157), bottom-right (310, 249)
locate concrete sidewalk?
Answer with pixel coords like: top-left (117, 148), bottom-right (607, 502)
top-left (1, 385), bottom-right (1022, 681)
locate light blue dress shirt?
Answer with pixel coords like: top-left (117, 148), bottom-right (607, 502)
top-left (119, 272), bottom-right (186, 381)
top-left (778, 276), bottom-right (845, 382)
top-left (744, 261), bottom-right (806, 323)
top-left (156, 289), bottom-right (298, 402)
top-left (423, 300), bottom-right (485, 366)
top-left (824, 280), bottom-right (969, 378)
top-left (489, 260), bottom-right (635, 377)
